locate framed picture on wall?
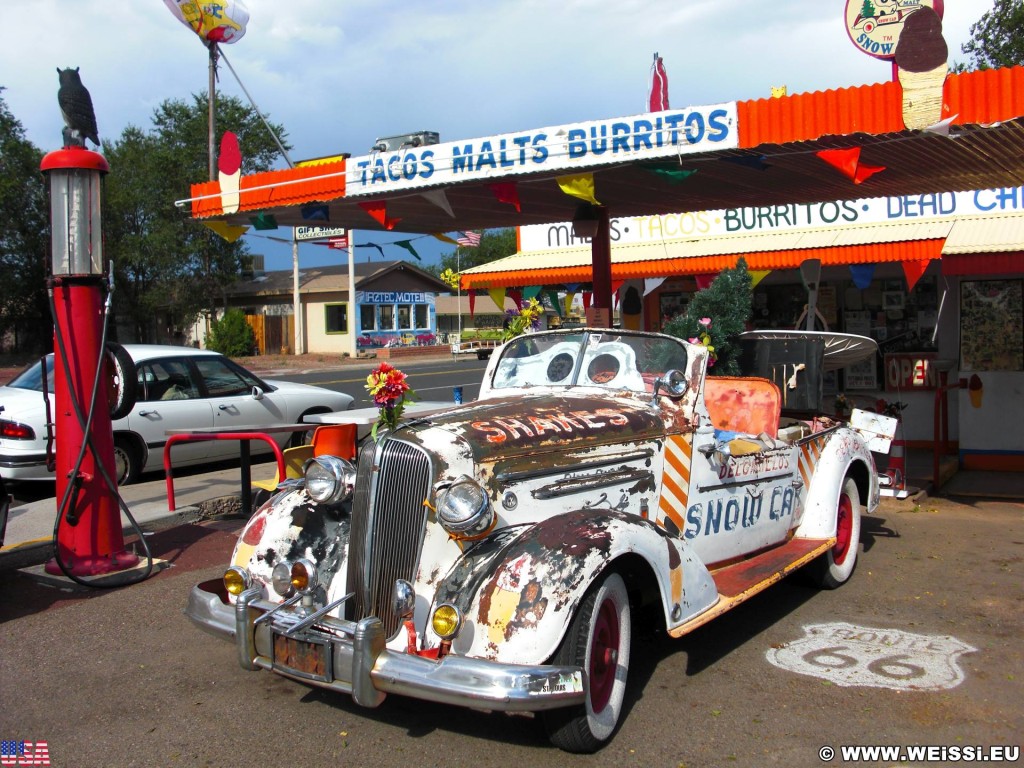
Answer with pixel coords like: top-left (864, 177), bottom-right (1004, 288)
top-left (845, 356), bottom-right (878, 390)
top-left (960, 279), bottom-right (1024, 372)
top-left (883, 291), bottom-right (905, 310)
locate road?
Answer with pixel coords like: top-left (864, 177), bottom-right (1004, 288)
top-left (1, 495), bottom-right (1021, 767)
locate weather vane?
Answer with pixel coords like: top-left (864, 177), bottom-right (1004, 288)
top-left (57, 67), bottom-right (99, 148)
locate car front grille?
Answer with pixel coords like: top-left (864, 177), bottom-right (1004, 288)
top-left (346, 436), bottom-right (431, 638)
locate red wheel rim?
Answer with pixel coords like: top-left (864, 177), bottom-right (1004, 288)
top-left (589, 598), bottom-right (619, 713)
top-left (833, 494), bottom-right (853, 565)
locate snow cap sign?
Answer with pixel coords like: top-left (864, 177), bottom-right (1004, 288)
top-left (843, 0), bottom-right (943, 61)
top-left (163, 0), bottom-right (250, 44)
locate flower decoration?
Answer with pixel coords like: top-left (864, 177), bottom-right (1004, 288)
top-left (365, 362), bottom-right (416, 438)
top-left (834, 393), bottom-right (851, 417)
top-left (439, 268), bottom-right (461, 293)
top-left (502, 298), bottom-right (543, 342)
top-left (689, 316), bottom-right (718, 367)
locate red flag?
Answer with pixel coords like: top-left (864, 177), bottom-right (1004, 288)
top-left (649, 54), bottom-right (669, 112)
top-left (358, 201), bottom-right (401, 230)
top-left (816, 147), bottom-right (886, 184)
top-left (902, 259), bottom-right (931, 292)
top-left (489, 182), bottom-right (521, 212)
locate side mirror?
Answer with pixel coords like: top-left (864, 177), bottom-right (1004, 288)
top-left (251, 386), bottom-right (265, 401)
top-left (651, 369), bottom-right (687, 405)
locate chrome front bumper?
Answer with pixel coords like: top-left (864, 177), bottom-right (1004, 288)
top-left (185, 579), bottom-right (585, 712)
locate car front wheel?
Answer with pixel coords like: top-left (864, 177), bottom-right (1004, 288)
top-left (542, 572), bottom-right (631, 753)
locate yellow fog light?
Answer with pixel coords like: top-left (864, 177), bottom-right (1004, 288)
top-left (223, 566), bottom-right (250, 596)
top-left (431, 603), bottom-right (462, 640)
top-left (290, 559), bottom-right (317, 594)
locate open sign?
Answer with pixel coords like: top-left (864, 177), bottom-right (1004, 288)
top-left (885, 353), bottom-right (937, 391)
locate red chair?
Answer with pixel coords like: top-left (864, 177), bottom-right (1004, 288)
top-left (311, 424), bottom-right (358, 460)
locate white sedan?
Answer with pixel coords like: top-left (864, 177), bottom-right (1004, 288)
top-left (0, 345), bottom-right (353, 484)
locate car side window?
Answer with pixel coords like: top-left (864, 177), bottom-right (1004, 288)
top-left (137, 360), bottom-right (200, 402)
top-left (194, 357), bottom-right (258, 398)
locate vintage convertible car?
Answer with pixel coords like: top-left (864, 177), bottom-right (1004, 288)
top-left (186, 328), bottom-right (880, 752)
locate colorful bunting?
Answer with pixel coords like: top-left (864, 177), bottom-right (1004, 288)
top-left (203, 220), bottom-right (248, 242)
top-left (556, 173), bottom-right (600, 205)
top-left (582, 292), bottom-right (593, 310)
top-left (488, 287), bottom-right (506, 311)
top-left (421, 189), bottom-right (455, 217)
top-left (721, 155), bottom-right (770, 171)
top-left (469, 291), bottom-right (476, 318)
top-left (358, 200), bottom-right (401, 230)
top-left (301, 204), bottom-right (329, 221)
top-left (249, 213), bottom-right (278, 230)
top-left (564, 291), bottom-right (576, 318)
top-left (816, 147), bottom-right (886, 184)
top-left (356, 242), bottom-right (385, 259)
top-left (694, 273), bottom-right (716, 290)
top-left (644, 277), bottom-right (666, 296)
top-left (749, 270), bottom-right (771, 288)
top-left (522, 285), bottom-right (542, 301)
top-left (849, 263), bottom-right (875, 289)
top-left (641, 164), bottom-right (697, 184)
top-left (394, 240), bottom-right (421, 261)
top-left (901, 259), bottom-right (932, 292)
top-left (432, 232), bottom-right (460, 245)
top-left (489, 182), bottom-right (521, 212)
top-left (545, 290), bottom-right (563, 317)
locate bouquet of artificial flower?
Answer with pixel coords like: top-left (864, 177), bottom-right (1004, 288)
top-left (688, 317), bottom-right (718, 367)
top-left (365, 362), bottom-right (416, 438)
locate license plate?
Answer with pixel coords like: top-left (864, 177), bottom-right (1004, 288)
top-left (272, 633), bottom-right (332, 683)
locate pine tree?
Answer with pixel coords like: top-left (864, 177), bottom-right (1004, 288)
top-left (662, 258), bottom-right (752, 376)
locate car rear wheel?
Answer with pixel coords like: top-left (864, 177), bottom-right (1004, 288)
top-left (113, 436), bottom-right (142, 485)
top-left (542, 572), bottom-right (631, 753)
top-left (808, 475), bottom-right (862, 589)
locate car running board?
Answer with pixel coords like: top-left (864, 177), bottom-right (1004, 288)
top-left (668, 537), bottom-right (835, 638)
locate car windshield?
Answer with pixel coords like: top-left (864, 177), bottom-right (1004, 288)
top-left (7, 355), bottom-right (54, 392)
top-left (490, 331), bottom-right (692, 393)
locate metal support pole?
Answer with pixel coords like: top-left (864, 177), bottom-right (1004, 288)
top-left (590, 207), bottom-right (613, 325)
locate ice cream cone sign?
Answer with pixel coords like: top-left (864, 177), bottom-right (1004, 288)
top-left (219, 131), bottom-right (242, 215)
top-left (968, 374), bottom-right (983, 409)
top-left (894, 6), bottom-right (949, 130)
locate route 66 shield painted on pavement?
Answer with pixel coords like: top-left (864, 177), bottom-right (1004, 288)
top-left (766, 622), bottom-right (977, 691)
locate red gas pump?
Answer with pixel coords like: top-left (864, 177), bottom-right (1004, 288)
top-left (40, 145), bottom-right (139, 577)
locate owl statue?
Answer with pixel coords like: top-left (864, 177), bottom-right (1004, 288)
top-left (57, 67), bottom-right (100, 147)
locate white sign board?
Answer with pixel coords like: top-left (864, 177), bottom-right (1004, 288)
top-left (766, 622), bottom-right (976, 691)
top-left (295, 226), bottom-right (347, 242)
top-left (345, 103), bottom-right (739, 197)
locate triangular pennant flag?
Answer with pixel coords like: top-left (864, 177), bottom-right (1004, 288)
top-left (641, 164), bottom-right (697, 184)
top-left (301, 204), bottom-right (329, 221)
top-left (816, 147), bottom-right (886, 184)
top-left (694, 273), bottom-right (716, 290)
top-left (509, 289), bottom-right (523, 309)
top-left (488, 287), bottom-right (507, 312)
top-left (849, 263), bottom-right (875, 290)
top-left (356, 242), bottom-right (385, 259)
top-left (556, 173), bottom-right (600, 205)
top-left (203, 220), bottom-right (249, 242)
top-left (612, 280), bottom-right (625, 308)
top-left (582, 292), bottom-right (593, 310)
top-left (395, 240), bottom-right (421, 261)
top-left (469, 291), bottom-right (476, 318)
top-left (721, 155), bottom-right (770, 171)
top-left (749, 270), bottom-right (771, 288)
top-left (489, 182), bottom-right (521, 212)
top-left (644, 277), bottom-right (666, 296)
top-left (902, 259), bottom-right (931, 292)
top-left (522, 285), bottom-right (542, 301)
top-left (421, 189), bottom-right (455, 217)
top-left (431, 232), bottom-right (460, 245)
top-left (565, 283), bottom-right (580, 292)
top-left (564, 291), bottom-right (576, 318)
top-left (545, 290), bottom-right (563, 317)
top-left (249, 213), bottom-right (278, 230)
top-left (358, 200), bottom-right (401, 230)
top-left (923, 115), bottom-right (959, 137)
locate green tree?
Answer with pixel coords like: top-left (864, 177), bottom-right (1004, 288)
top-left (662, 258), bottom-right (753, 376)
top-left (102, 93), bottom-right (289, 342)
top-left (432, 228), bottom-right (517, 278)
top-left (0, 90), bottom-right (49, 353)
top-left (205, 308), bottom-right (256, 356)
top-left (958, 0), bottom-right (1024, 70)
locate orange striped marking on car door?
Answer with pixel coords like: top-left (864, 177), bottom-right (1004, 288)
top-left (797, 435), bottom-right (825, 488)
top-left (658, 433), bottom-right (692, 534)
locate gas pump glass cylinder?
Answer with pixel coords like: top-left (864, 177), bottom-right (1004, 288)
top-left (49, 168), bottom-right (103, 275)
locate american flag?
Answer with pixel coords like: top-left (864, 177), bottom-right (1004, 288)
top-left (456, 231), bottom-right (481, 247)
top-left (1, 740), bottom-right (50, 766)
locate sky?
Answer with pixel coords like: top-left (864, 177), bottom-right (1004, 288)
top-left (0, 0), bottom-right (994, 272)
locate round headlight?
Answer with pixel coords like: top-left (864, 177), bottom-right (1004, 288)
top-left (223, 566), bottom-right (250, 596)
top-left (271, 562), bottom-right (293, 597)
top-left (437, 477), bottom-right (495, 538)
top-left (290, 558), bottom-right (318, 594)
top-left (392, 579), bottom-right (415, 619)
top-left (431, 603), bottom-right (463, 640)
top-left (305, 455), bottom-right (357, 505)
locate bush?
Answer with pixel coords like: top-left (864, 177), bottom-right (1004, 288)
top-left (205, 309), bottom-right (257, 357)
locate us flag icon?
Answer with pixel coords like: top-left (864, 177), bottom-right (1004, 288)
top-left (0, 740), bottom-right (50, 766)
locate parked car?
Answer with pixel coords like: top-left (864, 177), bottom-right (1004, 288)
top-left (186, 328), bottom-right (881, 752)
top-left (0, 345), bottom-right (353, 485)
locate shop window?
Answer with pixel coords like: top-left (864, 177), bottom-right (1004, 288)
top-left (414, 304), bottom-right (428, 329)
top-left (380, 305), bottom-right (395, 331)
top-left (359, 304), bottom-right (376, 332)
top-left (397, 304), bottom-right (412, 330)
top-left (325, 303), bottom-right (348, 334)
